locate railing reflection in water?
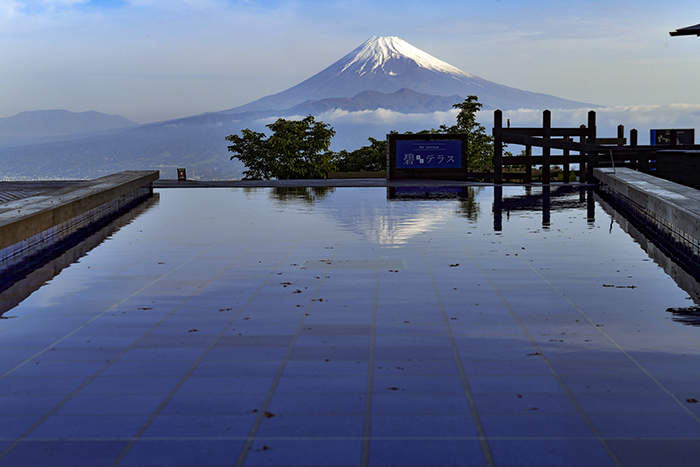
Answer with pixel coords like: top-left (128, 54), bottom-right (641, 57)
top-left (492, 185), bottom-right (596, 232)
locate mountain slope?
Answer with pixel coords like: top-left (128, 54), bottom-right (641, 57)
top-left (0, 110), bottom-right (136, 136)
top-left (289, 89), bottom-right (463, 114)
top-left (224, 36), bottom-right (594, 113)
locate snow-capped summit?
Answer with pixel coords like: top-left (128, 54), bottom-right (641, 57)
top-left (339, 36), bottom-right (472, 79)
top-left (224, 36), bottom-right (593, 114)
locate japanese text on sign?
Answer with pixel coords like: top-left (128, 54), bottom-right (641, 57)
top-left (396, 140), bottom-right (462, 169)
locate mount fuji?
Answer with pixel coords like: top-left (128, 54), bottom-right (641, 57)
top-left (223, 36), bottom-right (593, 114)
top-left (1, 36), bottom-right (595, 180)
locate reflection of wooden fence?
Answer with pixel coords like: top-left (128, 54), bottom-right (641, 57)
top-left (491, 109), bottom-right (700, 187)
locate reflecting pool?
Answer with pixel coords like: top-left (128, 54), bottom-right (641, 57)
top-left (1, 186), bottom-right (699, 467)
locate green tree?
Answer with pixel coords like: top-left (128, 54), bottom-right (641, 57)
top-left (226, 116), bottom-right (336, 180)
top-left (332, 137), bottom-right (387, 172)
top-left (437, 95), bottom-right (494, 171)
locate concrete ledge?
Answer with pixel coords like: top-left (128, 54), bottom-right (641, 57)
top-left (1, 171), bottom-right (158, 274)
top-left (594, 167), bottom-right (700, 259)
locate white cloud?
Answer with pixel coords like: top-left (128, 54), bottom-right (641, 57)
top-left (125, 0), bottom-right (222, 11)
top-left (39, 0), bottom-right (89, 6)
top-left (0, 0), bottom-right (23, 23)
top-left (318, 108), bottom-right (459, 127)
top-left (255, 104), bottom-right (700, 150)
top-left (498, 105), bottom-right (700, 145)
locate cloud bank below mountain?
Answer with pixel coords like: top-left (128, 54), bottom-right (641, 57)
top-left (251, 104), bottom-right (700, 149)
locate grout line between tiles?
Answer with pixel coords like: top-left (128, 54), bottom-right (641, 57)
top-left (454, 230), bottom-right (624, 467)
top-left (507, 241), bottom-right (700, 427)
top-left (0, 207), bottom-right (299, 464)
top-left (360, 246), bottom-right (381, 466)
top-left (233, 231), bottom-right (345, 467)
top-left (420, 232), bottom-right (495, 467)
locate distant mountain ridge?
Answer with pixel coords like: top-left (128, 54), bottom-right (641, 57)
top-left (0, 110), bottom-right (136, 136)
top-left (0, 36), bottom-right (598, 180)
top-left (0, 110), bottom-right (138, 149)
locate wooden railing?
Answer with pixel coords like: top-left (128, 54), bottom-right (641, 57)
top-left (490, 109), bottom-right (700, 186)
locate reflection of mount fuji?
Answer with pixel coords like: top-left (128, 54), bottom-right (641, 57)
top-left (267, 187), bottom-right (483, 244)
top-left (266, 186), bottom-right (600, 243)
top-left (2, 37), bottom-right (595, 180)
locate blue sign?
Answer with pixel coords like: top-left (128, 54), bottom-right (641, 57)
top-left (396, 140), bottom-right (462, 169)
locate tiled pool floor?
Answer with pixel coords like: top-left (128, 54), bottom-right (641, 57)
top-left (1, 186), bottom-right (700, 467)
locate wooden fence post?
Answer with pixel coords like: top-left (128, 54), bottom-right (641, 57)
top-left (586, 111), bottom-right (597, 182)
top-left (579, 125), bottom-right (587, 182)
top-left (563, 136), bottom-right (570, 183)
top-left (542, 110), bottom-right (551, 184)
top-left (617, 124), bottom-right (626, 167)
top-left (493, 110), bottom-right (503, 184)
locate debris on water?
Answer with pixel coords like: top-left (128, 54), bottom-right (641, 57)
top-left (667, 306), bottom-right (700, 327)
top-left (449, 263), bottom-right (459, 267)
top-left (687, 398), bottom-right (698, 403)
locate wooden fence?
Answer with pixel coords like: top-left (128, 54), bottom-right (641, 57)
top-left (490, 109), bottom-right (700, 187)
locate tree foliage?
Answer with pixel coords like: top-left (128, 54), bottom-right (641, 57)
top-left (437, 95), bottom-right (493, 171)
top-left (226, 116), bottom-right (336, 180)
top-left (332, 137), bottom-right (386, 172)
top-left (404, 96), bottom-right (494, 171)
top-left (226, 95), bottom-right (497, 179)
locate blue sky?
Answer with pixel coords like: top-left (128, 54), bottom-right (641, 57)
top-left (2, 0), bottom-right (699, 123)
